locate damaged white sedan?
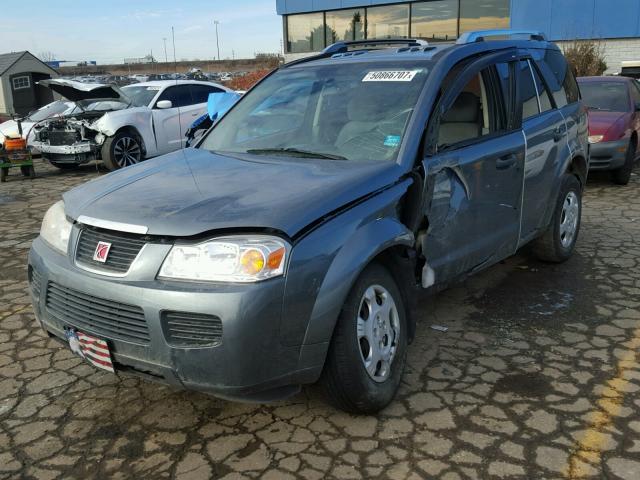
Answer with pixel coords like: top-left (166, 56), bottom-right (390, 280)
top-left (30, 79), bottom-right (230, 170)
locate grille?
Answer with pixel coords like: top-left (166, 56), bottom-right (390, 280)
top-left (48, 130), bottom-right (79, 146)
top-left (75, 227), bottom-right (146, 274)
top-left (46, 282), bottom-right (150, 344)
top-left (161, 311), bottom-right (223, 347)
top-left (30, 266), bottom-right (42, 298)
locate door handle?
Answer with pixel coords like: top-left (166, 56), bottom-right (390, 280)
top-left (496, 154), bottom-right (517, 170)
top-left (553, 126), bottom-right (567, 142)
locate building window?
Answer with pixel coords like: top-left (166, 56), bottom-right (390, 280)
top-left (459, 0), bottom-right (510, 33)
top-left (325, 8), bottom-right (365, 45)
top-left (411, 0), bottom-right (459, 41)
top-left (12, 75), bottom-right (30, 90)
top-left (287, 13), bottom-right (325, 53)
top-left (366, 4), bottom-right (410, 39)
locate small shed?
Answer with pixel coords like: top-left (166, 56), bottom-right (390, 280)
top-left (0, 51), bottom-right (59, 116)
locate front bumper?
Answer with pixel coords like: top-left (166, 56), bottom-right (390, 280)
top-left (28, 234), bottom-right (319, 401)
top-left (589, 138), bottom-right (628, 171)
top-left (29, 141), bottom-right (98, 164)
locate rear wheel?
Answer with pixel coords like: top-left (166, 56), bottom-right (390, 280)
top-left (532, 174), bottom-right (582, 263)
top-left (611, 139), bottom-right (636, 185)
top-left (102, 131), bottom-right (143, 171)
top-left (319, 263), bottom-right (407, 414)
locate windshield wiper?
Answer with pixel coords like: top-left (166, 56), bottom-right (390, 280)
top-left (246, 148), bottom-right (347, 160)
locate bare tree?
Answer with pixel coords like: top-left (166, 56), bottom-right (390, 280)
top-left (38, 51), bottom-right (56, 62)
top-left (562, 40), bottom-right (608, 77)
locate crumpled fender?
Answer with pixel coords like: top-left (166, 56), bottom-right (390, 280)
top-left (91, 107), bottom-right (157, 156)
top-left (279, 180), bottom-right (414, 374)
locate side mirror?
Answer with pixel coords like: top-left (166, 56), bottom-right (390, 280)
top-left (156, 100), bottom-right (173, 109)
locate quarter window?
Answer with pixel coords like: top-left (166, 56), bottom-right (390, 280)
top-left (12, 75), bottom-right (30, 90)
top-left (564, 69), bottom-right (580, 104)
top-left (538, 50), bottom-right (571, 107)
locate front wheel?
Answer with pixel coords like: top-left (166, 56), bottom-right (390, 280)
top-left (532, 174), bottom-right (582, 263)
top-left (611, 139), bottom-right (636, 185)
top-left (319, 263), bottom-right (407, 414)
top-left (102, 131), bottom-right (143, 171)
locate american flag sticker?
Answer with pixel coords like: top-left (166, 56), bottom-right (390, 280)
top-left (66, 329), bottom-right (114, 373)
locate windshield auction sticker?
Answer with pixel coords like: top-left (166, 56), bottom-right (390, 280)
top-left (362, 70), bottom-right (419, 82)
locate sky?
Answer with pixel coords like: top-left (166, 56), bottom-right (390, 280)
top-left (0, 0), bottom-right (282, 64)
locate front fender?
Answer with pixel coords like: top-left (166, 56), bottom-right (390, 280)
top-left (280, 180), bottom-right (414, 356)
top-left (92, 108), bottom-right (157, 156)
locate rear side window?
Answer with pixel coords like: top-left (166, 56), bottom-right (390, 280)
top-left (190, 84), bottom-right (225, 104)
top-left (518, 61), bottom-right (539, 121)
top-left (563, 69), bottom-right (580, 104)
top-left (538, 50), bottom-right (570, 107)
top-left (531, 65), bottom-right (553, 113)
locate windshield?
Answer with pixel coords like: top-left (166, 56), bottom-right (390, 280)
top-left (121, 85), bottom-right (161, 107)
top-left (200, 62), bottom-right (430, 162)
top-left (579, 81), bottom-right (629, 112)
top-left (27, 101), bottom-right (72, 122)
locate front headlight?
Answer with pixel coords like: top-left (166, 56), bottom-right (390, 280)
top-left (40, 200), bottom-right (73, 255)
top-left (588, 135), bottom-right (604, 144)
top-left (158, 235), bottom-right (290, 283)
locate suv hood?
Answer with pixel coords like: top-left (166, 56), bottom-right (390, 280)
top-left (39, 79), bottom-right (128, 103)
top-left (63, 149), bottom-right (403, 238)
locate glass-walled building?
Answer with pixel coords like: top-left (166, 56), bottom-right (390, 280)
top-left (276, 0), bottom-right (640, 74)
top-left (282, 0), bottom-right (510, 54)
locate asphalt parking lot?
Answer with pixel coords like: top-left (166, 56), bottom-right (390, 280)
top-left (1, 160), bottom-right (639, 479)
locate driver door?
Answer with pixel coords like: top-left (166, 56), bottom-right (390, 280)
top-left (151, 85), bottom-right (195, 154)
top-left (422, 53), bottom-right (526, 284)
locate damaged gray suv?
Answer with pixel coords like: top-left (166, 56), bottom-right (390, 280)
top-left (28, 30), bottom-right (588, 413)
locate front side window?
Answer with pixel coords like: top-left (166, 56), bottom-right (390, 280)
top-left (157, 86), bottom-right (193, 108)
top-left (12, 75), bottom-right (30, 90)
top-left (325, 9), bottom-right (365, 45)
top-left (459, 0), bottom-right (510, 32)
top-left (437, 66), bottom-right (508, 149)
top-left (411, 0), bottom-right (459, 41)
top-left (366, 4), bottom-right (410, 39)
top-left (201, 63), bottom-right (431, 163)
top-left (287, 13), bottom-right (325, 53)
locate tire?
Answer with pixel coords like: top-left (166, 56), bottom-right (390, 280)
top-left (0, 167), bottom-right (7, 182)
top-left (50, 162), bottom-right (79, 170)
top-left (611, 139), bottom-right (636, 185)
top-left (102, 131), bottom-right (143, 171)
top-left (532, 174), bottom-right (582, 263)
top-left (319, 263), bottom-right (407, 414)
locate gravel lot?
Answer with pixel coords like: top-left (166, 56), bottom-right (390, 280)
top-left (1, 159), bottom-right (639, 479)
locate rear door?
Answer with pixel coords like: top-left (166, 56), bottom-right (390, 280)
top-left (422, 52), bottom-right (526, 283)
top-left (517, 57), bottom-right (568, 243)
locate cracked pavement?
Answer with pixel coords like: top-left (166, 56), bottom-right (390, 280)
top-left (1, 160), bottom-right (640, 479)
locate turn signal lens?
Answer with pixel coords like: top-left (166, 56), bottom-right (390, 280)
top-left (267, 247), bottom-right (286, 270)
top-left (240, 249), bottom-right (265, 275)
top-left (588, 135), bottom-right (604, 144)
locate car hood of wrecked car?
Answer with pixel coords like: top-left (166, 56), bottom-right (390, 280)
top-left (63, 148), bottom-right (404, 238)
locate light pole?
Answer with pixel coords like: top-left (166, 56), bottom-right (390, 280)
top-left (162, 37), bottom-right (168, 63)
top-left (213, 20), bottom-right (221, 61)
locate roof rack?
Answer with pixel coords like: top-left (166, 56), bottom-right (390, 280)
top-left (456, 29), bottom-right (547, 44)
top-left (323, 38), bottom-right (429, 55)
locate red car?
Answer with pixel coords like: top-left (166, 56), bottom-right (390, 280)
top-left (578, 76), bottom-right (640, 184)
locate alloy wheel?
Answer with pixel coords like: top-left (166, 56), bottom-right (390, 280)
top-left (559, 191), bottom-right (579, 248)
top-left (356, 284), bottom-right (400, 382)
top-left (113, 136), bottom-right (142, 168)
